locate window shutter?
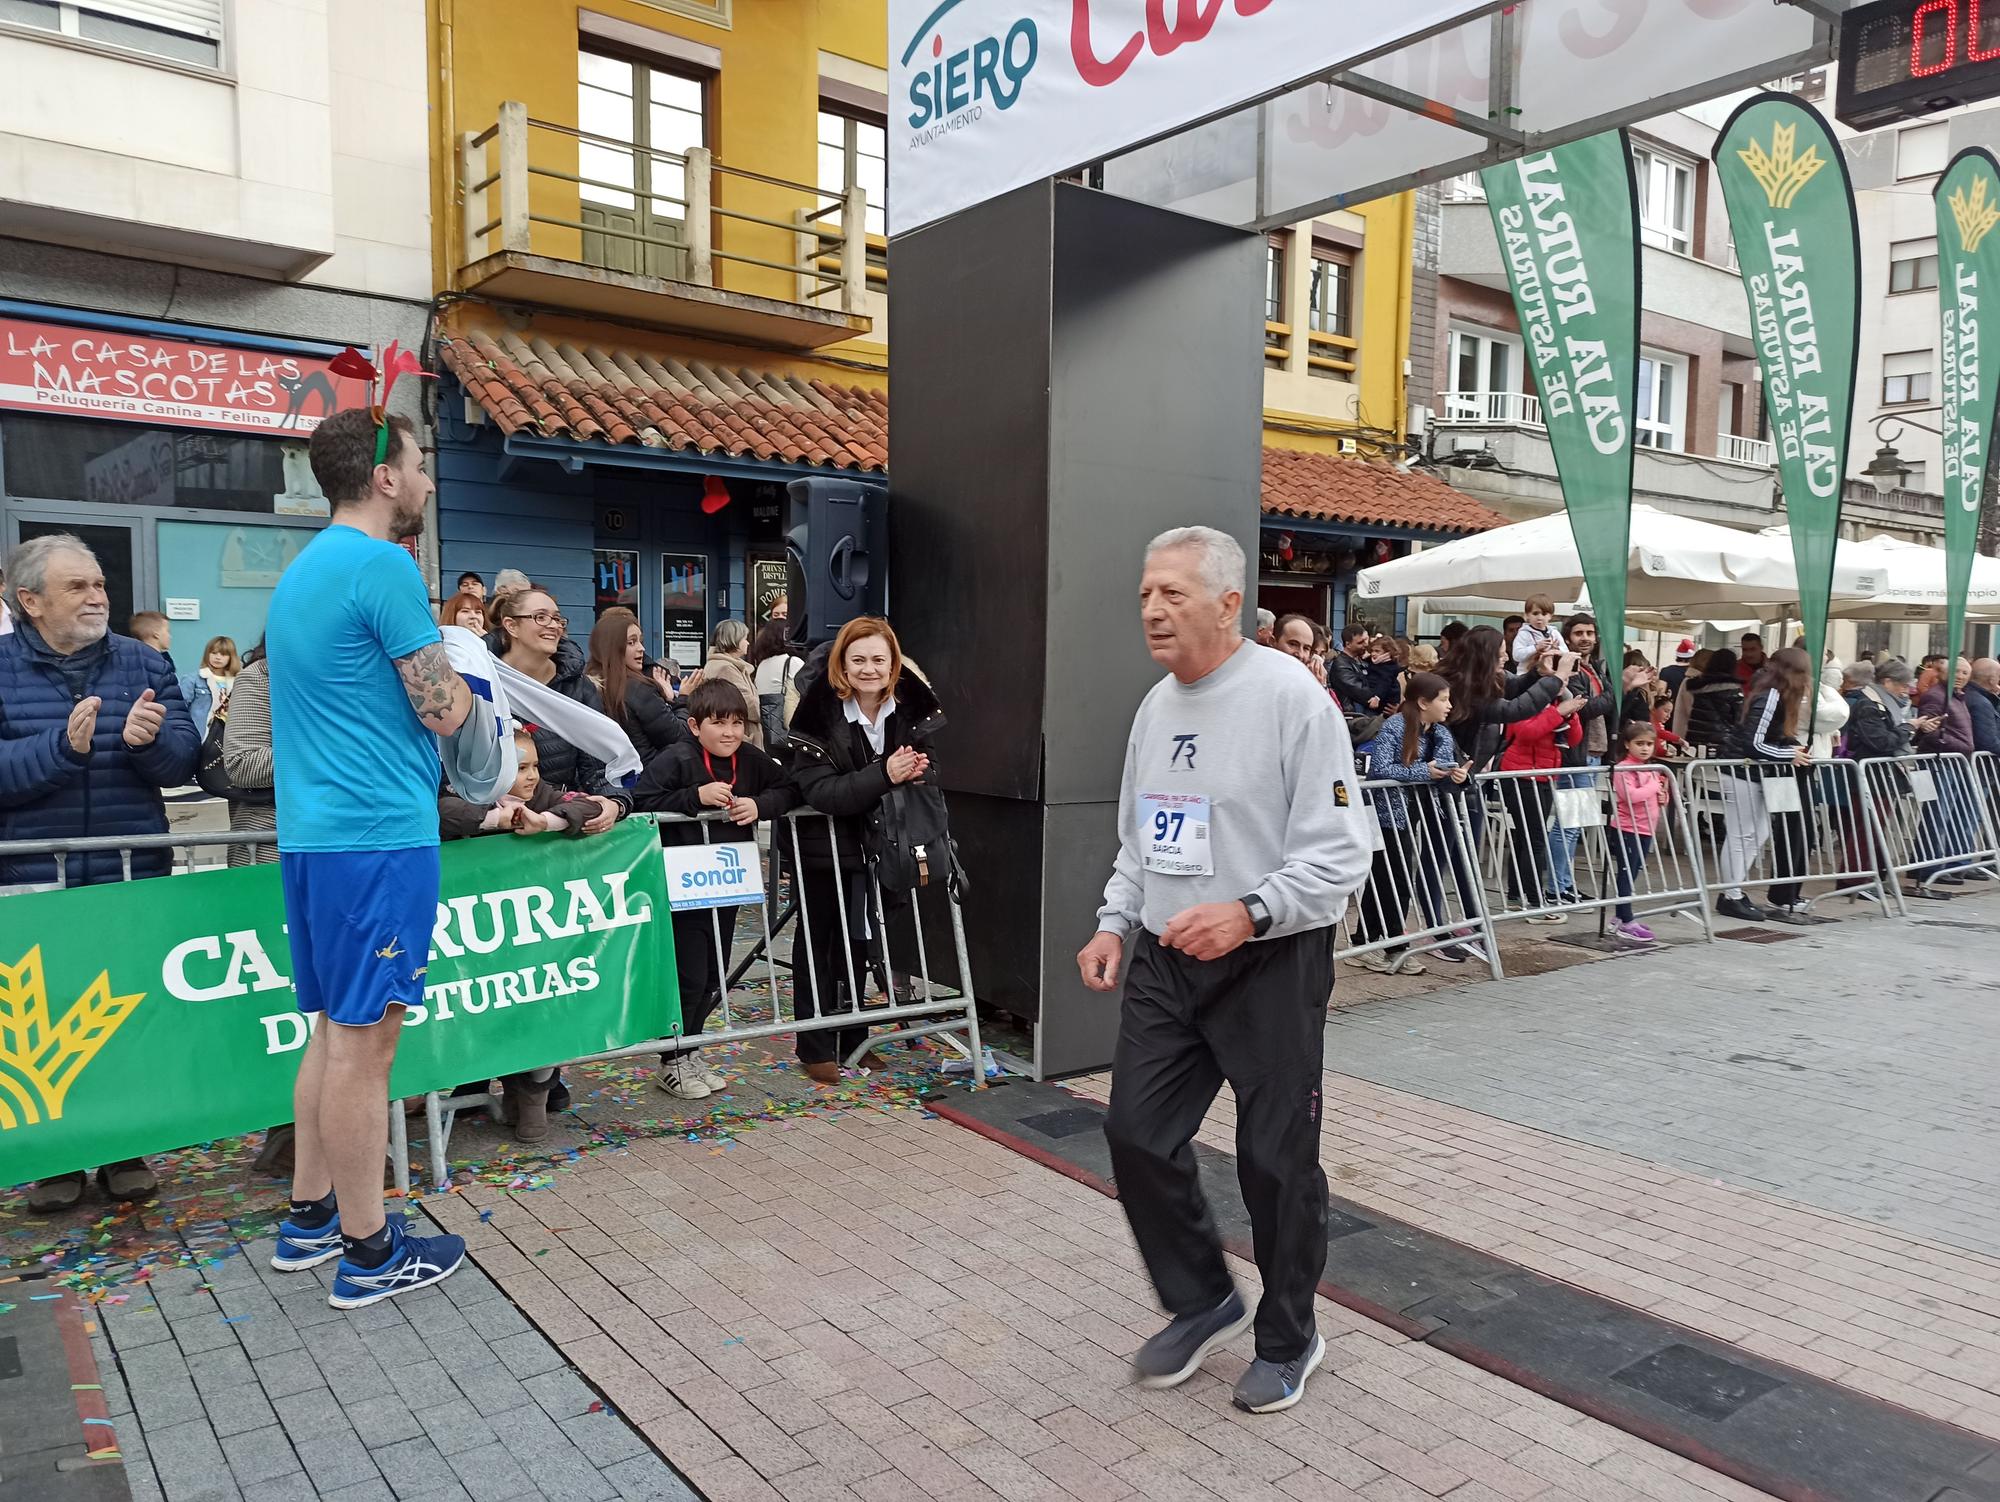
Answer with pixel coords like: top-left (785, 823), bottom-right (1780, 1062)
top-left (76, 0), bottom-right (224, 41)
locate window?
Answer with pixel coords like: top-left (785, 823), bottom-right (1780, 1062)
top-left (1445, 172), bottom-right (1485, 202)
top-left (1635, 353), bottom-right (1687, 451)
top-left (1265, 234), bottom-right (1287, 325)
top-left (816, 107), bottom-right (886, 240)
top-left (0, 414), bottom-right (324, 514)
top-left (1882, 349), bottom-right (1933, 406)
top-left (1445, 328), bottom-right (1522, 418)
top-left (1899, 122), bottom-right (1950, 180)
top-left (1890, 237), bottom-right (1940, 294)
top-left (1902, 460), bottom-right (1928, 492)
top-left (1307, 249), bottom-right (1352, 340)
top-left (578, 47), bottom-right (708, 278)
top-left (1632, 145), bottom-right (1694, 256)
top-left (0, 0), bottom-right (222, 68)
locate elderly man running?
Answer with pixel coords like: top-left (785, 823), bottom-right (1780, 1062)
top-left (1078, 525), bottom-right (1371, 1414)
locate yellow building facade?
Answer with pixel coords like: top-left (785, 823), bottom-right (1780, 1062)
top-left (423, 0), bottom-right (1471, 642)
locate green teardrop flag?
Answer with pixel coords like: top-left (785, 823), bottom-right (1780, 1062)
top-left (1713, 94), bottom-right (1860, 712)
top-left (1481, 132), bottom-right (1641, 663)
top-left (1936, 148), bottom-right (2000, 692)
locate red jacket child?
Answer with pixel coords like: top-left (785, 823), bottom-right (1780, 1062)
top-left (1499, 701), bottom-right (1579, 777)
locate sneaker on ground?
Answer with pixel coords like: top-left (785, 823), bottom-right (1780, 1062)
top-left (270, 1217), bottom-right (344, 1272)
top-left (1232, 1332), bottom-right (1327, 1414)
top-left (655, 1058), bottom-right (712, 1100)
top-left (695, 1054), bottom-right (727, 1090)
top-left (1524, 911), bottom-right (1568, 926)
top-left (1782, 903), bottom-right (1838, 926)
top-left (1715, 894), bottom-right (1768, 923)
top-left (327, 1220), bottom-right (465, 1309)
top-left (1132, 1290), bottom-right (1252, 1389)
top-left (1431, 941), bottom-right (1467, 964)
top-left (1392, 950), bottom-right (1427, 976)
top-left (1612, 920), bottom-right (1655, 942)
top-left (1346, 950), bottom-right (1398, 974)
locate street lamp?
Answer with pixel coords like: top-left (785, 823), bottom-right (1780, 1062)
top-left (1864, 412), bottom-right (1941, 496)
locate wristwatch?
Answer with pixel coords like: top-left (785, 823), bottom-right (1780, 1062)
top-left (1241, 893), bottom-right (1274, 938)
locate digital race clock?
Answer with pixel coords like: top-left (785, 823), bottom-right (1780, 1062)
top-left (1836, 0), bottom-right (2000, 131)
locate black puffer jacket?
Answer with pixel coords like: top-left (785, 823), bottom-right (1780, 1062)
top-left (595, 673), bottom-right (687, 763)
top-left (1843, 687), bottom-right (1912, 762)
top-left (485, 628), bottom-right (627, 806)
top-left (1445, 671), bottom-right (1564, 773)
top-left (1682, 671), bottom-right (1745, 752)
top-left (784, 645), bottom-right (944, 871)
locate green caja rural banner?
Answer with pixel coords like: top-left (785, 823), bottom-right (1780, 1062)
top-left (1936, 148), bottom-right (2000, 683)
top-left (1483, 131), bottom-right (1642, 662)
top-left (1713, 94), bottom-right (1861, 697)
top-left (0, 819), bottom-right (678, 1187)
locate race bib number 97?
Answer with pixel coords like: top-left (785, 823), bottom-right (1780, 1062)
top-left (1140, 792), bottom-right (1213, 876)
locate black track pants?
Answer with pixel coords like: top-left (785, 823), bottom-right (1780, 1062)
top-left (1103, 927), bottom-right (1332, 1363)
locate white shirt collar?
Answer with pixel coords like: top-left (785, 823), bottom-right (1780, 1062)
top-left (844, 692), bottom-right (896, 754)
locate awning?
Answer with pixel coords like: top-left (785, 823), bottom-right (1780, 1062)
top-left (438, 330), bottom-right (886, 474)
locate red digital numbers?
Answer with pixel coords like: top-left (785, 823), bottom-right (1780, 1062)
top-left (1912, 0), bottom-right (2000, 76)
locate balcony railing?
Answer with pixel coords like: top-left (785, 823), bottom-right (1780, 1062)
top-left (1436, 390), bottom-right (1545, 428)
top-left (459, 102), bottom-right (872, 313)
top-left (1718, 432), bottom-right (1774, 467)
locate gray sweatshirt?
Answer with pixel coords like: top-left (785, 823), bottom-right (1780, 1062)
top-left (1096, 640), bottom-right (1373, 941)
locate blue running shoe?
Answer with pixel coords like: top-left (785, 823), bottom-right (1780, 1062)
top-left (270, 1215), bottom-right (344, 1272)
top-left (327, 1219), bottom-right (465, 1309)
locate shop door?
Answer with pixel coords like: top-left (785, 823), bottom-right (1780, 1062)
top-left (10, 514), bottom-right (141, 637)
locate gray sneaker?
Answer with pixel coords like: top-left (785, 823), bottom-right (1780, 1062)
top-left (1131, 1290), bottom-right (1251, 1389)
top-left (1232, 1332), bottom-right (1326, 1414)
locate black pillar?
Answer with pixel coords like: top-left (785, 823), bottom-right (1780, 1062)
top-left (890, 182), bottom-right (1263, 1077)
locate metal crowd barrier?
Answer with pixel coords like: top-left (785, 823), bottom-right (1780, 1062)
top-left (1857, 752), bottom-right (2000, 910)
top-left (1339, 777), bottom-right (1503, 979)
top-left (1680, 757), bottom-right (1891, 917)
top-left (1470, 763), bottom-right (1713, 943)
top-left (0, 814), bottom-right (985, 1198)
top-left (421, 809), bottom-right (985, 1186)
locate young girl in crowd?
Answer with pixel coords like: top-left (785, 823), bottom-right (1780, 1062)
top-left (181, 635), bottom-right (240, 736)
top-left (1353, 673), bottom-right (1483, 973)
top-left (438, 730), bottom-right (595, 1142)
top-left (1609, 721), bottom-right (1673, 943)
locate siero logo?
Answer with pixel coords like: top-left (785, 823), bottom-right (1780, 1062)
top-left (903, 2), bottom-right (1040, 141)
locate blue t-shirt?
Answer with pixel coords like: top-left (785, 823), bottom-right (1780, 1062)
top-left (268, 525), bottom-right (442, 853)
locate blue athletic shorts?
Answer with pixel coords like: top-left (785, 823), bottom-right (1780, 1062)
top-left (280, 847), bottom-right (441, 1027)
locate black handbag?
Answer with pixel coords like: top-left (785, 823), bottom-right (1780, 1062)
top-left (865, 777), bottom-right (967, 898)
top-left (196, 707), bottom-right (274, 805)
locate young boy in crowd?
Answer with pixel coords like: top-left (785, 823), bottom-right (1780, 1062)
top-left (633, 679), bottom-right (797, 1100)
top-left (439, 728), bottom-right (595, 840)
top-left (1510, 594), bottom-right (1562, 672)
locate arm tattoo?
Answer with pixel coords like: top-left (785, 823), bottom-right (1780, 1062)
top-left (395, 641), bottom-right (467, 731)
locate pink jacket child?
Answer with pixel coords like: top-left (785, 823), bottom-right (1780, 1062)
top-left (1611, 758), bottom-right (1672, 838)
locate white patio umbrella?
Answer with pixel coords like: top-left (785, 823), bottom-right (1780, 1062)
top-left (1758, 527), bottom-right (2000, 621)
top-left (1354, 504), bottom-right (1882, 610)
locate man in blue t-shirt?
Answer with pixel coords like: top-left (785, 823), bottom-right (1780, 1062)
top-left (265, 406), bottom-right (475, 1310)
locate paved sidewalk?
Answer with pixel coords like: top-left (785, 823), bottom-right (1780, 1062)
top-left (1319, 894), bottom-right (2000, 1257)
top-left (79, 1211), bottom-right (695, 1502)
top-left (423, 1107), bottom-right (1775, 1502)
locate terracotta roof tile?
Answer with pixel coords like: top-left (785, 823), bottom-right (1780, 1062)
top-left (438, 331), bottom-right (888, 474)
top-left (441, 336), bottom-right (1502, 528)
top-left (1261, 447), bottom-right (1508, 535)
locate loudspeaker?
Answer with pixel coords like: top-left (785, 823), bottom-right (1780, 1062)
top-left (785, 475), bottom-right (888, 646)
